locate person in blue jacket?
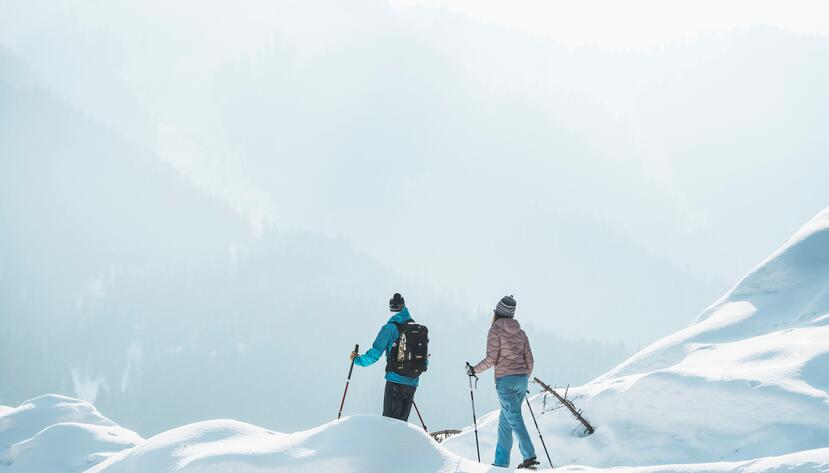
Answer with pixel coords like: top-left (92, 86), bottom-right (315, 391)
top-left (350, 293), bottom-right (421, 421)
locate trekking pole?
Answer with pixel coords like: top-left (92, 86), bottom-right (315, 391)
top-left (337, 344), bottom-right (359, 420)
top-left (412, 400), bottom-right (428, 432)
top-left (525, 392), bottom-right (553, 469)
top-left (465, 362), bottom-right (481, 462)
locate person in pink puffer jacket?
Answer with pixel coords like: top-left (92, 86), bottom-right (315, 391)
top-left (467, 295), bottom-right (539, 469)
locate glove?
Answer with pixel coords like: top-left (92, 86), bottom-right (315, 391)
top-left (465, 363), bottom-right (476, 377)
top-left (350, 351), bottom-right (358, 362)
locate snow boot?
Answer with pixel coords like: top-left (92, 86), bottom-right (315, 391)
top-left (517, 457), bottom-right (541, 470)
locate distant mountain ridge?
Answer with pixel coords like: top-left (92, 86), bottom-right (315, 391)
top-left (0, 45), bottom-right (626, 435)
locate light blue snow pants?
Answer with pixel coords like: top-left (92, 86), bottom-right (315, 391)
top-left (493, 374), bottom-right (537, 467)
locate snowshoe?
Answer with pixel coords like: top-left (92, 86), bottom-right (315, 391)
top-left (517, 457), bottom-right (540, 470)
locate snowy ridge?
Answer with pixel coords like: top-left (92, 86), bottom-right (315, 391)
top-left (444, 207), bottom-right (829, 468)
top-left (1, 397), bottom-right (828, 473)
top-left (0, 395), bottom-right (141, 472)
top-left (0, 404), bottom-right (491, 473)
top-left (604, 206), bottom-right (829, 379)
top-left (85, 415), bottom-right (493, 473)
top-left (3, 208), bottom-right (829, 472)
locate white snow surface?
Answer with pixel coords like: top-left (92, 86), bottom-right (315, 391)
top-left (3, 208), bottom-right (829, 472)
top-left (443, 207), bottom-right (829, 469)
top-left (0, 395), bottom-right (141, 472)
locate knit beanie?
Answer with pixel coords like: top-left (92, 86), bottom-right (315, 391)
top-left (389, 293), bottom-right (405, 312)
top-left (494, 295), bottom-right (516, 318)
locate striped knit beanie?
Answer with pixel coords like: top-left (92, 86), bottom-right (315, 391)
top-left (495, 295), bottom-right (516, 318)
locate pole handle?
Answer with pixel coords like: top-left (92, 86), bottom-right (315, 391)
top-left (347, 344), bottom-right (360, 379)
top-left (465, 361), bottom-right (479, 381)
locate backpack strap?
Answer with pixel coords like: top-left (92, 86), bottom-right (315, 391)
top-left (391, 319), bottom-right (415, 333)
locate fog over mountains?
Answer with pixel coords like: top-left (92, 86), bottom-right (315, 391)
top-left (2, 0), bottom-right (828, 436)
top-left (0, 44), bottom-right (625, 434)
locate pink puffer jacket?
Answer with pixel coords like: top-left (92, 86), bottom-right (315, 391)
top-left (473, 317), bottom-right (534, 379)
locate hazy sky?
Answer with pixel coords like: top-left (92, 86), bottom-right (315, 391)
top-left (3, 0), bottom-right (829, 434)
top-left (392, 0), bottom-right (829, 48)
top-left (2, 0), bottom-right (828, 345)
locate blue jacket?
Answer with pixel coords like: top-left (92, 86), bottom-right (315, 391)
top-left (354, 308), bottom-right (420, 386)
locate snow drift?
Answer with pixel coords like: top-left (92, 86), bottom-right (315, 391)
top-left (1, 397), bottom-right (827, 473)
top-left (444, 207), bottom-right (829, 468)
top-left (0, 401), bottom-right (490, 473)
top-left (3, 208), bottom-right (829, 472)
top-left (0, 395), bottom-right (141, 472)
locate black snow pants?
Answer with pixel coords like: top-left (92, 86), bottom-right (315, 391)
top-left (382, 381), bottom-right (417, 421)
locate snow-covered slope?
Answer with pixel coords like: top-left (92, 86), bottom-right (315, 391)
top-left (0, 395), bottom-right (141, 472)
top-left (444, 207), bottom-right (829, 467)
top-left (0, 400), bottom-right (489, 473)
top-left (3, 208), bottom-right (829, 472)
top-left (84, 415), bottom-right (491, 473)
top-left (2, 397), bottom-right (829, 473)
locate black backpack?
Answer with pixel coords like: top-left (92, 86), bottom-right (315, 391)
top-left (386, 321), bottom-right (429, 378)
